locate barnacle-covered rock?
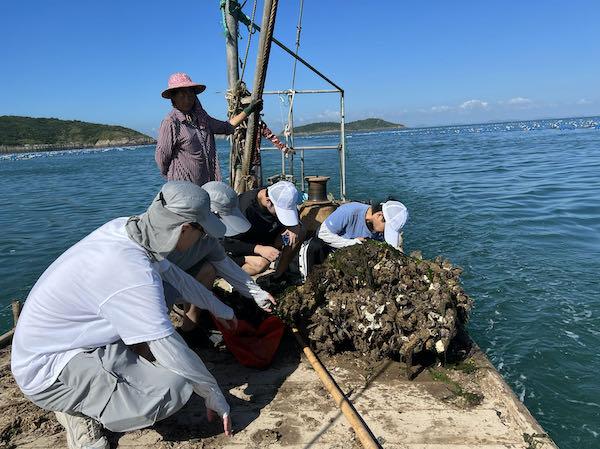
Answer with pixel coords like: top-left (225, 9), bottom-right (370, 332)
top-left (276, 241), bottom-right (473, 364)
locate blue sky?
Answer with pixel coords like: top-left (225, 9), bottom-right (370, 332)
top-left (1, 1), bottom-right (599, 136)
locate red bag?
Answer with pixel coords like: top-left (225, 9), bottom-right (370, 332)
top-left (213, 316), bottom-right (285, 369)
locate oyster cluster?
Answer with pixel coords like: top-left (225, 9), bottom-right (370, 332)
top-left (276, 241), bottom-right (472, 363)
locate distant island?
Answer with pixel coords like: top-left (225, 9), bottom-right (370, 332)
top-left (0, 116), bottom-right (155, 153)
top-left (293, 118), bottom-right (405, 135)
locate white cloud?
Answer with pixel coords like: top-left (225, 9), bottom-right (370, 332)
top-left (431, 105), bottom-right (451, 113)
top-left (317, 109), bottom-right (340, 120)
top-left (459, 99), bottom-right (489, 110)
top-left (507, 97), bottom-right (532, 106)
top-left (577, 98), bottom-right (592, 105)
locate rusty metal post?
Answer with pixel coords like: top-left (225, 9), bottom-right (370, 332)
top-left (11, 300), bottom-right (21, 325)
top-left (0, 300), bottom-right (21, 348)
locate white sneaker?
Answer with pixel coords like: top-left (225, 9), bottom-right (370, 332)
top-left (54, 411), bottom-right (109, 449)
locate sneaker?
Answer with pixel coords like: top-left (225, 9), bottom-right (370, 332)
top-left (54, 411), bottom-right (109, 449)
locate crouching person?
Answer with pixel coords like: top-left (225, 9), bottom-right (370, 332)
top-left (223, 181), bottom-right (305, 279)
top-left (11, 181), bottom-right (238, 449)
top-left (169, 181), bottom-right (277, 332)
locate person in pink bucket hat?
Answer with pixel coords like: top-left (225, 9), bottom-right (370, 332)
top-left (156, 72), bottom-right (263, 187)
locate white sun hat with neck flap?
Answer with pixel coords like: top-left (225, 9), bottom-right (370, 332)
top-left (382, 200), bottom-right (409, 249)
top-left (126, 181), bottom-right (225, 261)
top-left (202, 181), bottom-right (251, 237)
top-left (267, 181), bottom-right (300, 226)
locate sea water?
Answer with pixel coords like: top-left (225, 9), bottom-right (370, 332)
top-left (1, 116), bottom-right (599, 448)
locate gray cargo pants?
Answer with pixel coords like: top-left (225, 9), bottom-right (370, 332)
top-left (27, 340), bottom-right (194, 432)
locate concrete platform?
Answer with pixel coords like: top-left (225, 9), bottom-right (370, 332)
top-left (0, 335), bottom-right (557, 449)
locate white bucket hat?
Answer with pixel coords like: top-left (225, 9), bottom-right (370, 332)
top-left (382, 201), bottom-right (409, 249)
top-left (202, 181), bottom-right (251, 237)
top-left (267, 181), bottom-right (300, 226)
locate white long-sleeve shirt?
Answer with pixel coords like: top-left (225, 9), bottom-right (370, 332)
top-left (156, 258), bottom-right (234, 319)
top-left (148, 332), bottom-right (229, 417)
top-left (166, 233), bottom-right (272, 311)
top-left (11, 218), bottom-right (234, 409)
top-left (317, 221), bottom-right (364, 248)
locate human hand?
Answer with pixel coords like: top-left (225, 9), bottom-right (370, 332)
top-left (258, 292), bottom-right (277, 313)
top-left (250, 98), bottom-right (263, 113)
top-left (256, 245), bottom-right (280, 262)
top-left (244, 98), bottom-right (263, 115)
top-left (207, 409), bottom-right (233, 437)
top-left (282, 227), bottom-right (300, 247)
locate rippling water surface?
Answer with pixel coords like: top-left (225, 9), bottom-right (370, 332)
top-left (1, 116), bottom-right (599, 448)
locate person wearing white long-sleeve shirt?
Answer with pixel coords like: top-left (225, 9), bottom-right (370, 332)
top-left (166, 181), bottom-right (276, 332)
top-left (11, 182), bottom-right (243, 449)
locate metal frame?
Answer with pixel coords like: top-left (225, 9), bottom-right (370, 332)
top-left (262, 87), bottom-right (346, 199)
top-left (233, 6), bottom-right (347, 199)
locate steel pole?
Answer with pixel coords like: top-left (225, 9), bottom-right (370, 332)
top-left (340, 92), bottom-right (347, 199)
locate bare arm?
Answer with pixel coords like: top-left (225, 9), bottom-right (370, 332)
top-left (229, 110), bottom-right (249, 128)
top-left (229, 99), bottom-right (264, 127)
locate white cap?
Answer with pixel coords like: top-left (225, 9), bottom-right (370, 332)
top-left (267, 181), bottom-right (300, 226)
top-left (202, 181), bottom-right (251, 237)
top-left (382, 200), bottom-right (408, 249)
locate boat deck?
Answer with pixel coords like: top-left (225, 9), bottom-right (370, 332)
top-left (0, 336), bottom-right (557, 449)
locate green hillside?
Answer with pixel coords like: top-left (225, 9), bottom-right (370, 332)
top-left (294, 118), bottom-right (405, 134)
top-left (0, 116), bottom-right (155, 150)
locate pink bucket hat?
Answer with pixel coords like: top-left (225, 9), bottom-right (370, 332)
top-left (161, 73), bottom-right (206, 99)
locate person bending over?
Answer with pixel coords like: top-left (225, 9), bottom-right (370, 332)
top-left (223, 181), bottom-right (305, 277)
top-left (11, 182), bottom-right (243, 449)
top-left (167, 181), bottom-right (276, 332)
top-left (318, 200), bottom-right (408, 251)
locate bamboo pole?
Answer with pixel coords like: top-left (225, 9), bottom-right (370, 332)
top-left (291, 327), bottom-right (382, 449)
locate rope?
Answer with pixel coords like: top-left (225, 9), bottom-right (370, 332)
top-left (239, 0), bottom-right (279, 190)
top-left (219, 0), bottom-right (228, 36)
top-left (290, 0), bottom-right (304, 91)
top-left (239, 0), bottom-right (258, 81)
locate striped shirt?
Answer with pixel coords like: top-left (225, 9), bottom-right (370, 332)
top-left (155, 100), bottom-right (235, 186)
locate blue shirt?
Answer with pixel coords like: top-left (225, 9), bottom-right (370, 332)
top-left (324, 202), bottom-right (381, 240)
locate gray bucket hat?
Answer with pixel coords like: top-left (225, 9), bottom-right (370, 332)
top-left (202, 181), bottom-right (251, 237)
top-left (126, 181), bottom-right (226, 260)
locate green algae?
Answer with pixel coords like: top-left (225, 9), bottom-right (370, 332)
top-left (429, 368), bottom-right (484, 407)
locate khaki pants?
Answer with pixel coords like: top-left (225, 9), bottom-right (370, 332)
top-left (27, 341), bottom-right (193, 432)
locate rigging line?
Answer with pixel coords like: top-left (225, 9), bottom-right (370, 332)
top-left (286, 0), bottom-right (303, 187)
top-left (290, 0), bottom-right (304, 91)
top-left (287, 0), bottom-right (304, 140)
top-left (239, 0), bottom-right (258, 81)
top-left (278, 94), bottom-right (287, 138)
